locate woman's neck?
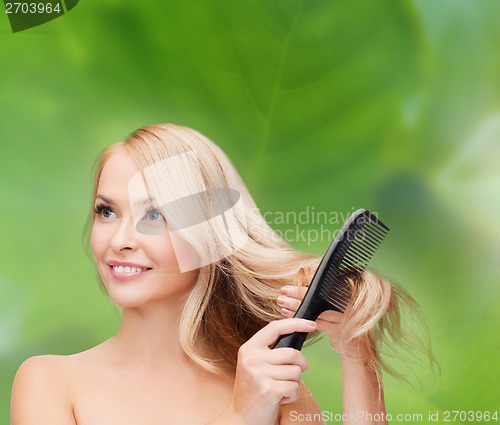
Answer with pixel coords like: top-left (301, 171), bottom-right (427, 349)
top-left (110, 299), bottom-right (189, 369)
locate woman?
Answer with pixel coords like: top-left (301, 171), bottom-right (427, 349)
top-left (11, 124), bottom-right (433, 424)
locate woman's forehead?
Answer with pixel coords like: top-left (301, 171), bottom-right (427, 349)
top-left (99, 149), bottom-right (140, 186)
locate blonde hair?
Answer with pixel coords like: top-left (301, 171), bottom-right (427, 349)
top-left (85, 123), bottom-right (436, 380)
top-left (340, 269), bottom-right (438, 387)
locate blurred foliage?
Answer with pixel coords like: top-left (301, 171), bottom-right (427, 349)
top-left (1, 0), bottom-right (499, 423)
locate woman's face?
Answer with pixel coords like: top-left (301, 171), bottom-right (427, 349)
top-left (90, 147), bottom-right (199, 309)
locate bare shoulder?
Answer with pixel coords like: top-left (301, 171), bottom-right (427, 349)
top-left (11, 355), bottom-right (77, 425)
top-left (13, 354), bottom-right (71, 392)
top-left (279, 384), bottom-right (326, 425)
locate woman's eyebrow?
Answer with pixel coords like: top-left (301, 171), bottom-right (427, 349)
top-left (135, 197), bottom-right (154, 206)
top-left (95, 194), bottom-right (114, 204)
top-left (95, 194), bottom-right (154, 206)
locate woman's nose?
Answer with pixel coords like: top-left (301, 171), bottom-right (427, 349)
top-left (109, 216), bottom-right (139, 252)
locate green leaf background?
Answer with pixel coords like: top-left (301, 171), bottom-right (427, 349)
top-left (1, 0), bottom-right (499, 423)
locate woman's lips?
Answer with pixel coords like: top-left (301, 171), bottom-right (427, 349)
top-left (108, 263), bottom-right (152, 281)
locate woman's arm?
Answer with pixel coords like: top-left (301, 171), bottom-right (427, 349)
top-left (11, 355), bottom-right (76, 425)
top-left (278, 269), bottom-right (389, 425)
top-left (340, 355), bottom-right (387, 424)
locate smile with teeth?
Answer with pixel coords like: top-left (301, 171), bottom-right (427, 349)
top-left (111, 265), bottom-right (150, 273)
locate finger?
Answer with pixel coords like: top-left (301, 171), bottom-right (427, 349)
top-left (277, 295), bottom-right (302, 311)
top-left (264, 348), bottom-right (309, 371)
top-left (317, 310), bottom-right (345, 324)
top-left (253, 378), bottom-right (301, 406)
top-left (251, 318), bottom-right (317, 347)
top-left (275, 381), bottom-right (301, 405)
top-left (280, 307), bottom-right (294, 318)
top-left (280, 285), bottom-right (308, 299)
top-left (315, 318), bottom-right (343, 334)
top-left (267, 364), bottom-right (304, 382)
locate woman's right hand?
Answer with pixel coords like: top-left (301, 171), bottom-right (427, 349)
top-left (224, 318), bottom-right (317, 425)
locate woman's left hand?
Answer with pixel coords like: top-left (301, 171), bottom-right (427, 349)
top-left (277, 267), bottom-right (360, 359)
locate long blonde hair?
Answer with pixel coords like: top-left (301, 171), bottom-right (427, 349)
top-left (340, 269), bottom-right (438, 386)
top-left (85, 123), bottom-right (436, 380)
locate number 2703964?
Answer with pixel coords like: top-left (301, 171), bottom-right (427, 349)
top-left (443, 411), bottom-right (499, 422)
top-left (5, 2), bottom-right (62, 14)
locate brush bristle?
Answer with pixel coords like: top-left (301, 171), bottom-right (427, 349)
top-left (318, 212), bottom-right (389, 313)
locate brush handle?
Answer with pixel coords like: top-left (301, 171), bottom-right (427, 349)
top-left (273, 331), bottom-right (309, 350)
top-left (272, 271), bottom-right (333, 350)
top-left (272, 307), bottom-right (321, 350)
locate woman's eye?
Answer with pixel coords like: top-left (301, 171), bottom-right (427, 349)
top-left (146, 208), bottom-right (165, 221)
top-left (102, 208), bottom-right (115, 218)
top-left (94, 204), bottom-right (116, 219)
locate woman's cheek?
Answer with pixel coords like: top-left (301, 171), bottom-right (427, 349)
top-left (90, 222), bottom-right (108, 261)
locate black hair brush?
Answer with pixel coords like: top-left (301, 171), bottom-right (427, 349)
top-left (273, 208), bottom-right (389, 350)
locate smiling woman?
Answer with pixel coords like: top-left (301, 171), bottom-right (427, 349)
top-left (10, 123), bottom-right (435, 425)
top-left (90, 148), bottom-right (200, 308)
